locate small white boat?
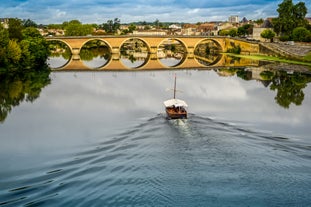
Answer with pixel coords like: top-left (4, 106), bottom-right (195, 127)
top-left (163, 75), bottom-right (188, 119)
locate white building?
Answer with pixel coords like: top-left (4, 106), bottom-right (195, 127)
top-left (228, 16), bottom-right (239, 23)
top-left (169, 24), bottom-right (181, 29)
top-left (132, 30), bottom-right (167, 36)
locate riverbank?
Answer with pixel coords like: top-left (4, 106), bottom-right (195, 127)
top-left (227, 53), bottom-right (311, 74)
top-left (259, 42), bottom-right (311, 62)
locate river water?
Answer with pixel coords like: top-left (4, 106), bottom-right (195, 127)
top-left (0, 68), bottom-right (311, 206)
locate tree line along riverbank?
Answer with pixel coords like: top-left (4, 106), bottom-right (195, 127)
top-left (0, 19), bottom-right (50, 74)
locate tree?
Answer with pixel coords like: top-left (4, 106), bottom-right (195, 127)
top-left (154, 19), bottom-right (160, 29)
top-left (228, 28), bottom-right (238, 37)
top-left (64, 20), bottom-right (93, 36)
top-left (254, 18), bottom-right (264, 25)
top-left (238, 24), bottom-right (253, 36)
top-left (23, 19), bottom-right (37, 28)
top-left (237, 27), bottom-right (247, 36)
top-left (261, 29), bottom-right (276, 42)
top-left (219, 30), bottom-right (229, 36)
top-left (0, 18), bottom-right (50, 72)
top-left (273, 0), bottom-right (308, 36)
top-left (8, 18), bottom-right (24, 41)
top-left (20, 27), bottom-right (50, 68)
top-left (0, 24), bottom-right (10, 67)
top-left (128, 24), bottom-right (136, 33)
top-left (102, 18), bottom-right (121, 34)
top-left (292, 27), bottom-right (311, 42)
top-left (293, 2), bottom-right (308, 26)
top-left (7, 40), bottom-right (21, 64)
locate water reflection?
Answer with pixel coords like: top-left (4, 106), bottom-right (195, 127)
top-left (80, 40), bottom-right (111, 69)
top-left (270, 71), bottom-right (309, 108)
top-left (47, 40), bottom-right (71, 69)
top-left (0, 71), bottom-right (51, 123)
top-left (1, 67), bottom-right (311, 123)
top-left (47, 40), bottom-right (260, 70)
top-left (194, 39), bottom-right (222, 66)
top-left (218, 68), bottom-right (311, 108)
top-left (158, 38), bottom-right (186, 67)
top-left (120, 38), bottom-right (149, 69)
top-left (1, 71), bottom-right (310, 207)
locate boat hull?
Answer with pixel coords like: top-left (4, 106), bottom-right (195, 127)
top-left (165, 107), bottom-right (187, 119)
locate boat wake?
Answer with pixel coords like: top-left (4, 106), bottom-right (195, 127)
top-left (0, 114), bottom-right (310, 207)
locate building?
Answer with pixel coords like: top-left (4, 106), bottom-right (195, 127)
top-left (169, 24), bottom-right (181, 30)
top-left (252, 18), bottom-right (274, 42)
top-left (132, 29), bottom-right (167, 36)
top-left (0, 18), bottom-right (9, 28)
top-left (197, 23), bottom-right (217, 36)
top-left (217, 22), bottom-right (236, 31)
top-left (228, 16), bottom-right (239, 23)
top-left (181, 24), bottom-right (200, 36)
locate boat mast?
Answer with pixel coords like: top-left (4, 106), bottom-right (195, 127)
top-left (173, 75), bottom-right (176, 99)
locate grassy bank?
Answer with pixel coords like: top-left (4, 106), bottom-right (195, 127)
top-left (303, 52), bottom-right (311, 62)
top-left (227, 53), bottom-right (311, 67)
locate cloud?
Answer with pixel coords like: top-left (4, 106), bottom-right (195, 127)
top-left (0, 0), bottom-right (310, 24)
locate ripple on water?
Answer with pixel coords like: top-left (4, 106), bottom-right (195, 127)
top-left (0, 114), bottom-right (310, 207)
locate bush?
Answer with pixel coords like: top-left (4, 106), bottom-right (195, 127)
top-left (292, 27), bottom-right (311, 42)
top-left (261, 29), bottom-right (276, 42)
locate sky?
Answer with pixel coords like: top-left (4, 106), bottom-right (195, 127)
top-left (1, 0), bottom-right (311, 24)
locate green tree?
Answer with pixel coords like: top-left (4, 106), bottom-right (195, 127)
top-left (102, 18), bottom-right (121, 34)
top-left (293, 2), bottom-right (308, 26)
top-left (7, 40), bottom-right (21, 64)
top-left (154, 19), bottom-right (160, 29)
top-left (292, 27), bottom-right (311, 42)
top-left (219, 30), bottom-right (229, 36)
top-left (254, 18), bottom-right (264, 25)
top-left (20, 27), bottom-right (50, 69)
top-left (64, 20), bottom-right (93, 36)
top-left (273, 0), bottom-right (308, 36)
top-left (0, 24), bottom-right (10, 68)
top-left (237, 27), bottom-right (246, 36)
top-left (228, 28), bottom-right (238, 37)
top-left (237, 24), bottom-right (253, 36)
top-left (261, 29), bottom-right (276, 42)
top-left (128, 24), bottom-right (136, 33)
top-left (23, 19), bottom-right (37, 28)
top-left (0, 18), bottom-right (50, 73)
top-left (8, 18), bottom-right (24, 41)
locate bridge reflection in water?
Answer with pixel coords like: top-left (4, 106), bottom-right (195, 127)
top-left (47, 36), bottom-right (260, 71)
top-left (48, 53), bottom-right (261, 71)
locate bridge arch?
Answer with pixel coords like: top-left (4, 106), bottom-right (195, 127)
top-left (157, 38), bottom-right (187, 52)
top-left (46, 39), bottom-right (73, 70)
top-left (119, 37), bottom-right (151, 53)
top-left (80, 38), bottom-right (113, 54)
top-left (194, 38), bottom-right (224, 52)
top-left (46, 39), bottom-right (73, 52)
top-left (79, 39), bottom-right (112, 69)
top-left (157, 38), bottom-right (188, 67)
top-left (193, 38), bottom-right (224, 66)
top-left (118, 38), bottom-right (151, 69)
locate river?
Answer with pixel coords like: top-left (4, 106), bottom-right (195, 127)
top-left (1, 43), bottom-right (311, 206)
top-left (1, 68), bottom-right (311, 207)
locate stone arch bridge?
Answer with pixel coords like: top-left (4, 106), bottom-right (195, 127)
top-left (46, 35), bottom-right (260, 70)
